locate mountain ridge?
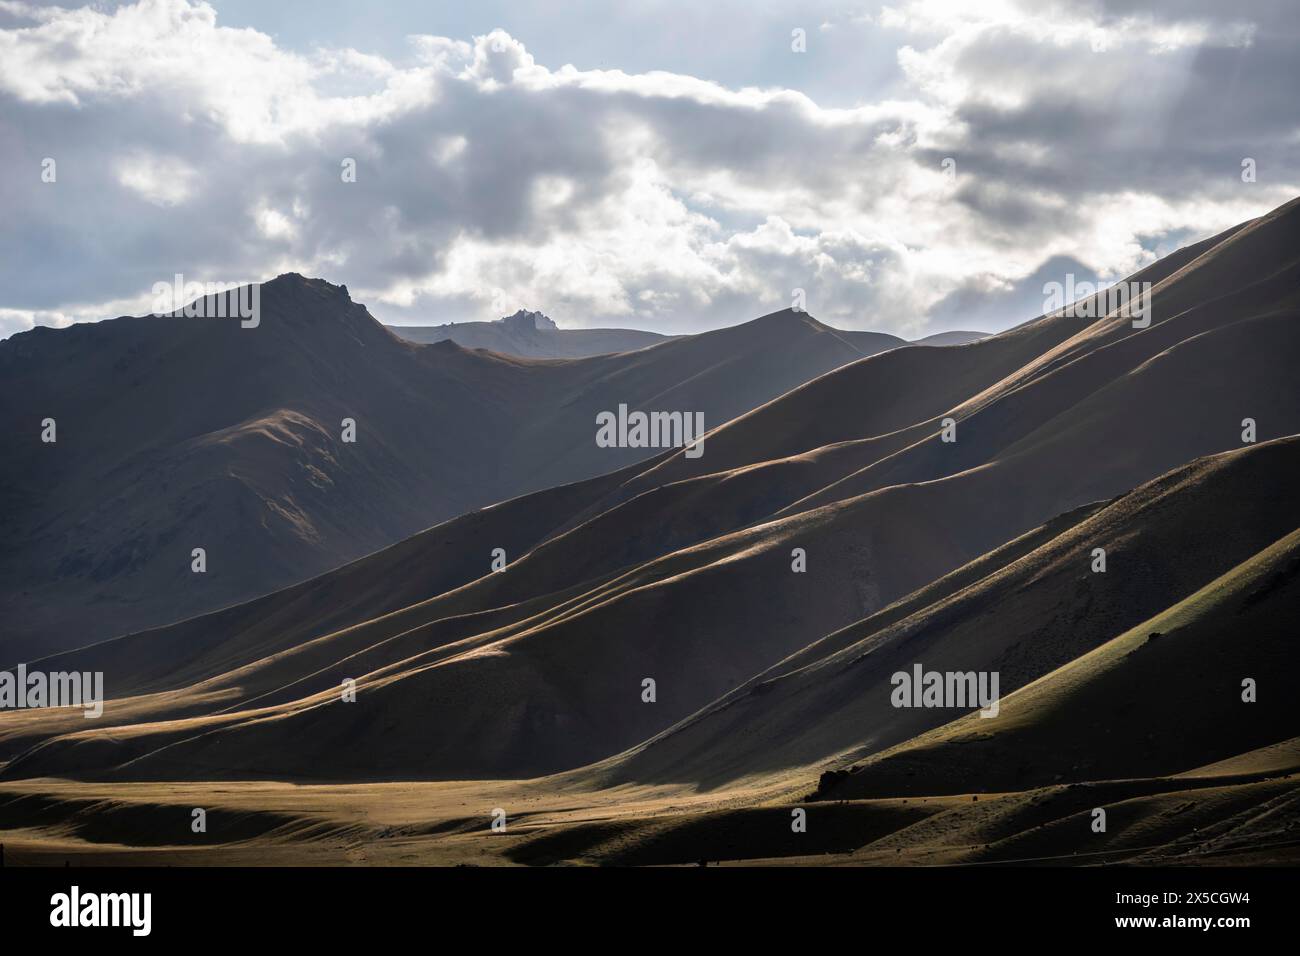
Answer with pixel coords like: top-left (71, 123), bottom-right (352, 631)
top-left (3, 198), bottom-right (1299, 867)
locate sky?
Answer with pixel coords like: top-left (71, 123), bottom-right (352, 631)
top-left (1, 0), bottom-right (1297, 339)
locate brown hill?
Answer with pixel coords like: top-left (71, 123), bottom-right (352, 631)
top-left (2, 200), bottom-right (1300, 868)
top-left (0, 283), bottom-right (886, 660)
top-left (594, 437), bottom-right (1300, 790)
top-left (810, 523), bottom-right (1300, 802)
top-left (5, 197), bottom-right (1300, 784)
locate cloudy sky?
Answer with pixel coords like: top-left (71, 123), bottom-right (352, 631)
top-left (1, 0), bottom-right (1297, 339)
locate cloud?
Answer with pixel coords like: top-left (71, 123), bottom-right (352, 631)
top-left (1, 0), bottom-right (1297, 340)
top-left (115, 152), bottom-right (198, 206)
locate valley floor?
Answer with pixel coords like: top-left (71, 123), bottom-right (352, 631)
top-left (4, 762), bottom-right (1298, 867)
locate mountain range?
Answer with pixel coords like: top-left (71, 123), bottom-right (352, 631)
top-left (386, 308), bottom-right (673, 357)
top-left (1, 196), bottom-right (1298, 866)
top-left (0, 290), bottom-right (931, 661)
top-left (385, 309), bottom-right (985, 359)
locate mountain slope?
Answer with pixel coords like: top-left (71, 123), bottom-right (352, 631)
top-left (593, 437), bottom-right (1300, 789)
top-left (0, 285), bottom-right (882, 660)
top-left (3, 198), bottom-right (1298, 797)
top-left (811, 523), bottom-right (1300, 803)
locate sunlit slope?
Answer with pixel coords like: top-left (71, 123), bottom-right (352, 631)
top-left (815, 524), bottom-right (1300, 801)
top-left (8, 435), bottom-right (1298, 784)
top-left (4, 200), bottom-right (1298, 790)
top-left (595, 437), bottom-right (1300, 789)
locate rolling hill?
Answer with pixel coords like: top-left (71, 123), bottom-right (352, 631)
top-left (0, 283), bottom-right (903, 660)
top-left (2, 197), bottom-right (1298, 867)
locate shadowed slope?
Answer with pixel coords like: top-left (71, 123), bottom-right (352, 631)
top-left (4, 200), bottom-right (1298, 787)
top-left (589, 437), bottom-right (1300, 789)
top-left (0, 287), bottom-right (880, 659)
top-left (7, 426), bottom-right (1299, 783)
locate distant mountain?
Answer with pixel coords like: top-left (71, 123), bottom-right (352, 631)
top-left (910, 329), bottom-right (987, 346)
top-left (0, 284), bottom-right (903, 659)
top-left (387, 309), bottom-right (670, 358)
top-left (390, 307), bottom-right (981, 363)
top-left (389, 310), bottom-right (967, 361)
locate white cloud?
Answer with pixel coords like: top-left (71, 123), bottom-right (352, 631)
top-left (115, 152), bottom-right (198, 206)
top-left (253, 202), bottom-right (299, 241)
top-left (1, 0), bottom-right (1296, 340)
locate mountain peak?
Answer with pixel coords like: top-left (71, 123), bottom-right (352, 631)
top-left (265, 272), bottom-right (353, 302)
top-left (746, 307), bottom-right (822, 331)
top-left (501, 309), bottom-right (558, 331)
